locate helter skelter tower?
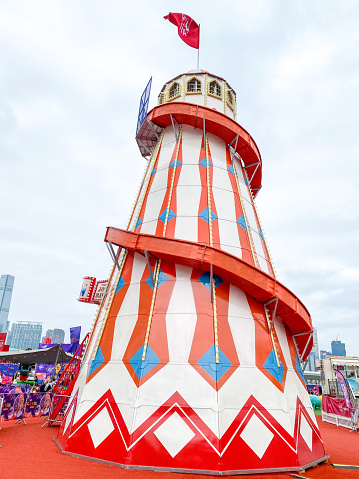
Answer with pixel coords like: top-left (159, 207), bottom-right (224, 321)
top-left (57, 70), bottom-right (328, 474)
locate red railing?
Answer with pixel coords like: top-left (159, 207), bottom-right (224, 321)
top-left (47, 333), bottom-right (89, 425)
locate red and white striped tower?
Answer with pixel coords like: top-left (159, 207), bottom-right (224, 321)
top-left (57, 70), bottom-right (328, 474)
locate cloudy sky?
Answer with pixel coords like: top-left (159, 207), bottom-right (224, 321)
top-left (1, 0), bottom-right (358, 354)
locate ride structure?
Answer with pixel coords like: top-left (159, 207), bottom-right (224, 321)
top-left (56, 70), bottom-right (328, 474)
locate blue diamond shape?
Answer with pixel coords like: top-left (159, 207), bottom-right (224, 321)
top-left (169, 159), bottom-right (182, 169)
top-left (199, 207), bottom-right (218, 223)
top-left (151, 168), bottom-right (156, 176)
top-left (88, 347), bottom-right (104, 376)
top-left (146, 269), bottom-right (169, 290)
top-left (135, 217), bottom-right (142, 229)
top-left (158, 208), bottom-right (176, 223)
top-left (197, 345), bottom-right (232, 382)
top-left (245, 177), bottom-right (249, 187)
top-left (227, 164), bottom-right (235, 176)
top-left (237, 214), bottom-right (247, 230)
top-left (129, 344), bottom-right (160, 380)
top-left (263, 349), bottom-right (285, 384)
top-left (199, 157), bottom-right (212, 168)
top-left (115, 276), bottom-right (125, 294)
top-left (198, 271), bottom-right (223, 290)
top-left (296, 355), bottom-right (305, 383)
top-left (259, 228), bottom-right (265, 242)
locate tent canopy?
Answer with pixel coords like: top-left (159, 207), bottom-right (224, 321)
top-left (0, 344), bottom-right (72, 365)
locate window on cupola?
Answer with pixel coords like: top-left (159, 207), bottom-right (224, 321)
top-left (187, 77), bottom-right (201, 93)
top-left (169, 82), bottom-right (180, 99)
top-left (209, 80), bottom-right (221, 98)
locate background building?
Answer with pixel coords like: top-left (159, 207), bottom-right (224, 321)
top-left (305, 327), bottom-right (320, 372)
top-left (44, 329), bottom-right (54, 341)
top-left (10, 321), bottom-right (43, 350)
top-left (0, 274), bottom-right (15, 333)
top-left (52, 328), bottom-right (65, 344)
top-left (331, 340), bottom-right (346, 356)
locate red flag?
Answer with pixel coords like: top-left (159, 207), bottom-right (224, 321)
top-left (0, 333), bottom-right (7, 351)
top-left (164, 13), bottom-right (200, 49)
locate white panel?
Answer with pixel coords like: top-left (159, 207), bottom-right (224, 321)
top-left (132, 364), bottom-right (218, 433)
top-left (182, 94), bottom-right (205, 106)
top-left (209, 133), bottom-right (243, 256)
top-left (206, 95), bottom-right (225, 113)
top-left (154, 412), bottom-right (195, 457)
top-left (87, 407), bottom-right (115, 448)
top-left (300, 413), bottom-right (313, 450)
top-left (240, 414), bottom-right (274, 459)
top-left (250, 228), bottom-right (269, 274)
top-left (174, 215), bottom-right (199, 243)
top-left (111, 254), bottom-right (146, 360)
top-left (140, 188), bottom-right (166, 235)
top-left (158, 128), bottom-right (176, 168)
top-left (207, 133), bottom-right (226, 168)
top-left (228, 285), bottom-right (255, 366)
top-left (166, 264), bottom-right (197, 363)
top-left (181, 125), bottom-right (203, 158)
top-left (175, 126), bottom-right (202, 242)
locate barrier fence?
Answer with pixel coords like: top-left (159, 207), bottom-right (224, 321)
top-left (0, 388), bottom-right (52, 421)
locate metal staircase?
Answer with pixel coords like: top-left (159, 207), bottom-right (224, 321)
top-left (46, 333), bottom-right (89, 426)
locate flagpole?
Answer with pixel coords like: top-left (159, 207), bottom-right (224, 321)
top-left (197, 24), bottom-right (200, 69)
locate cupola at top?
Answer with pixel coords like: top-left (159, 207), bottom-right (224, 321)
top-left (157, 69), bottom-right (237, 120)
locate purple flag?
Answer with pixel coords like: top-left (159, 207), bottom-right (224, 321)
top-left (68, 326), bottom-right (81, 354)
top-left (335, 368), bottom-right (353, 410)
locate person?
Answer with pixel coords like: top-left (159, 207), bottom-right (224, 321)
top-left (40, 378), bottom-right (50, 393)
top-left (44, 379), bottom-right (53, 392)
top-left (13, 371), bottom-right (20, 383)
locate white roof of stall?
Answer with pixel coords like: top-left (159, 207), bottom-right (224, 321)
top-left (328, 356), bottom-right (359, 367)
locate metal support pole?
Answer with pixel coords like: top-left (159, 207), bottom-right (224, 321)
top-left (170, 114), bottom-right (180, 143)
top-left (210, 263), bottom-right (214, 303)
top-left (136, 138), bottom-right (152, 157)
top-left (249, 163), bottom-right (260, 184)
top-left (300, 332), bottom-right (313, 362)
top-left (106, 242), bottom-right (121, 271)
top-left (146, 119), bottom-right (161, 141)
top-left (144, 250), bottom-right (155, 288)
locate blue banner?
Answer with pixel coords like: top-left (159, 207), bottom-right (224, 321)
top-left (68, 326), bottom-right (81, 354)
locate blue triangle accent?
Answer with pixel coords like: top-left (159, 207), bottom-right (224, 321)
top-left (169, 159), bottom-right (182, 169)
top-left (263, 349), bottom-right (285, 384)
top-left (245, 178), bottom-right (249, 187)
top-left (198, 271), bottom-right (223, 290)
top-left (158, 208), bottom-right (176, 224)
top-left (197, 345), bottom-right (232, 382)
top-left (296, 355), bottom-right (305, 383)
top-left (227, 164), bottom-right (235, 176)
top-left (88, 347), bottom-right (105, 376)
top-left (146, 270), bottom-right (169, 290)
top-left (237, 214), bottom-right (247, 230)
top-left (151, 168), bottom-right (156, 177)
top-left (115, 276), bottom-right (125, 294)
top-left (259, 228), bottom-right (265, 242)
top-left (135, 217), bottom-right (142, 229)
top-left (199, 207), bottom-right (218, 223)
top-left (129, 344), bottom-right (160, 380)
top-left (199, 157), bottom-right (212, 168)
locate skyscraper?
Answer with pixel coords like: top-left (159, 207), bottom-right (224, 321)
top-left (10, 321), bottom-right (43, 350)
top-left (0, 274), bottom-right (15, 333)
top-left (331, 340), bottom-right (346, 356)
top-left (52, 328), bottom-right (65, 344)
top-left (45, 329), bottom-right (54, 340)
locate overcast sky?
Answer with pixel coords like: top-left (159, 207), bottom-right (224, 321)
top-left (1, 0), bottom-right (358, 354)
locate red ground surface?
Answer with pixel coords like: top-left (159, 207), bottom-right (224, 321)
top-left (0, 415), bottom-right (358, 479)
